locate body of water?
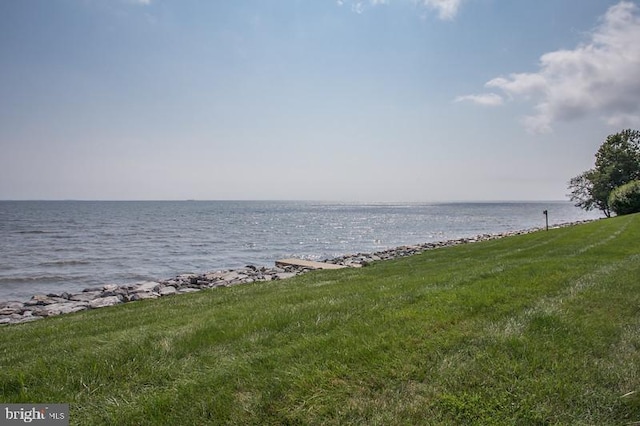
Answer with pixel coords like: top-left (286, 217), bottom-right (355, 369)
top-left (0, 200), bottom-right (602, 302)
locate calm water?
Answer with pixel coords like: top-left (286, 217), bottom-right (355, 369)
top-left (0, 200), bottom-right (602, 302)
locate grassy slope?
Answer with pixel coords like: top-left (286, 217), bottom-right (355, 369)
top-left (1, 214), bottom-right (640, 425)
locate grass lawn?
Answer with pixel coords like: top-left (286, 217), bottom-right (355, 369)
top-left (1, 214), bottom-right (640, 425)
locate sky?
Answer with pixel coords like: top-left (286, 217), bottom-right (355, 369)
top-left (1, 0), bottom-right (639, 202)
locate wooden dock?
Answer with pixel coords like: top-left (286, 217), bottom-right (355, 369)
top-left (275, 258), bottom-right (347, 270)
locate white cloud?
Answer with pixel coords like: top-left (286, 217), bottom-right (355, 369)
top-left (454, 93), bottom-right (504, 106)
top-left (485, 73), bottom-right (547, 99)
top-left (457, 1), bottom-right (640, 133)
top-left (418, 0), bottom-right (462, 21)
top-left (340, 0), bottom-right (462, 20)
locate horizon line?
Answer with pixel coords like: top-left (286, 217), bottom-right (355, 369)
top-left (0, 198), bottom-right (574, 204)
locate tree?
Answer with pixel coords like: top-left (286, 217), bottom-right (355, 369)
top-left (568, 129), bottom-right (640, 217)
top-left (608, 180), bottom-right (640, 216)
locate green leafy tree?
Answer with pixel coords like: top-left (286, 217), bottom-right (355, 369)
top-left (608, 180), bottom-right (640, 216)
top-left (569, 129), bottom-right (640, 217)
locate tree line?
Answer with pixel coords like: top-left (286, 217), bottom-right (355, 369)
top-left (569, 129), bottom-right (640, 217)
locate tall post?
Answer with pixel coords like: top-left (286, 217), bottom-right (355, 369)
top-left (543, 210), bottom-right (548, 231)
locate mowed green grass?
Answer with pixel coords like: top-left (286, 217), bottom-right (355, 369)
top-left (1, 214), bottom-right (640, 425)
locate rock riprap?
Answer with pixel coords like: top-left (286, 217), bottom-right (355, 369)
top-left (0, 264), bottom-right (312, 325)
top-left (0, 221), bottom-right (593, 326)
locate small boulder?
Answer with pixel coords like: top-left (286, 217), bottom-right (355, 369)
top-left (130, 281), bottom-right (161, 293)
top-left (33, 302), bottom-right (88, 317)
top-left (159, 286), bottom-right (177, 296)
top-left (101, 284), bottom-right (122, 296)
top-left (24, 294), bottom-right (66, 306)
top-left (89, 296), bottom-right (123, 309)
top-left (0, 302), bottom-right (24, 316)
top-left (128, 292), bottom-right (159, 301)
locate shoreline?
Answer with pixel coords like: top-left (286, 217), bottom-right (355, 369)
top-left (0, 219), bottom-right (595, 326)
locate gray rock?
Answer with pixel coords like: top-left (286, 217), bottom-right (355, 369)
top-left (89, 296), bottom-right (122, 309)
top-left (101, 284), bottom-right (122, 296)
top-left (177, 274), bottom-right (199, 285)
top-left (0, 307), bottom-right (22, 316)
top-left (130, 281), bottom-right (161, 293)
top-left (128, 292), bottom-right (159, 301)
top-left (24, 294), bottom-right (67, 306)
top-left (204, 272), bottom-right (225, 281)
top-left (69, 291), bottom-right (102, 302)
top-left (103, 284), bottom-right (119, 292)
top-left (32, 302), bottom-right (88, 317)
top-left (56, 302), bottom-right (89, 315)
top-left (0, 302), bottom-right (24, 316)
top-left (220, 271), bottom-right (246, 282)
top-left (158, 286), bottom-right (177, 296)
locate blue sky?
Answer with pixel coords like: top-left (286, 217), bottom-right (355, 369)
top-left (1, 0), bottom-right (639, 201)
